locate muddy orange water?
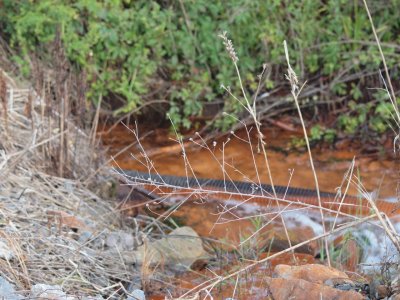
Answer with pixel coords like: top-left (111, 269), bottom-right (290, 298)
top-left (100, 125), bottom-right (399, 298)
top-left (100, 124), bottom-right (399, 200)
top-left (100, 124), bottom-right (400, 244)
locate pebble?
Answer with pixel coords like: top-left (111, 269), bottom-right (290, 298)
top-left (127, 289), bottom-right (146, 300)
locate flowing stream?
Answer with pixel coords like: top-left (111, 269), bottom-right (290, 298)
top-left (100, 124), bottom-right (400, 297)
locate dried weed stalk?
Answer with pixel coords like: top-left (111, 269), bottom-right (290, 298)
top-left (120, 29), bottom-right (400, 298)
top-left (0, 68), bottom-right (158, 298)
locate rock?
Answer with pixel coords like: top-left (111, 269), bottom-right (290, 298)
top-left (127, 289), bottom-right (146, 300)
top-left (270, 225), bottom-right (319, 255)
top-left (273, 264), bottom-right (352, 285)
top-left (264, 277), bottom-right (363, 300)
top-left (369, 281), bottom-right (391, 300)
top-left (30, 284), bottom-right (74, 300)
top-left (83, 296), bottom-right (104, 300)
top-left (106, 231), bottom-right (134, 250)
top-left (332, 235), bottom-right (362, 272)
top-left (78, 231), bottom-right (94, 244)
top-left (46, 210), bottom-right (88, 232)
top-left (375, 284), bottom-right (390, 299)
top-left (125, 226), bottom-right (208, 270)
top-left (0, 239), bottom-right (14, 260)
top-left (0, 276), bottom-right (23, 299)
top-left (259, 252), bottom-right (316, 269)
top-left (324, 278), bottom-right (355, 291)
top-left (391, 293), bottom-right (400, 300)
top-left (97, 179), bottom-right (116, 199)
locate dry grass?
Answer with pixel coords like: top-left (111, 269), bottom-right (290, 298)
top-left (0, 68), bottom-right (160, 298)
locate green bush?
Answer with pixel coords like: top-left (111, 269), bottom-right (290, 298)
top-left (0, 0), bottom-right (399, 135)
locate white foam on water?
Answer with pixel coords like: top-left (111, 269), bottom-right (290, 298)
top-left (282, 211), bottom-right (324, 236)
top-left (279, 209), bottom-right (400, 273)
top-left (351, 223), bottom-right (400, 273)
top-left (383, 196), bottom-right (399, 203)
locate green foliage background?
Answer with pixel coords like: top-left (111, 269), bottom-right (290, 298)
top-left (0, 0), bottom-right (399, 136)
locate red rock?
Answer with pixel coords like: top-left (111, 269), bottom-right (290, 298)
top-left (46, 210), bottom-right (88, 232)
top-left (260, 252), bottom-right (316, 269)
top-left (273, 264), bottom-right (352, 285)
top-left (264, 277), bottom-right (363, 300)
top-left (332, 236), bottom-right (362, 272)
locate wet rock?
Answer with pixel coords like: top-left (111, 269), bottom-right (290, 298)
top-left (270, 225), bottom-right (319, 255)
top-left (106, 231), bottom-right (134, 250)
top-left (125, 226), bottom-right (208, 270)
top-left (127, 289), bottom-right (146, 300)
top-left (0, 276), bottom-right (23, 299)
top-left (273, 264), bottom-right (352, 285)
top-left (324, 278), bottom-right (355, 291)
top-left (369, 280), bottom-right (391, 299)
top-left (30, 284), bottom-right (74, 300)
top-left (264, 277), bottom-right (363, 300)
top-left (0, 239), bottom-right (14, 260)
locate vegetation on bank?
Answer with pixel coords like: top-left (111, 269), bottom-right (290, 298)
top-left (0, 0), bottom-right (399, 140)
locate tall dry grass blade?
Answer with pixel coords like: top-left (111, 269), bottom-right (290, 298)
top-left (90, 95), bottom-right (102, 147)
top-left (283, 40), bottom-right (330, 266)
top-left (362, 0), bottom-right (400, 125)
top-left (331, 158), bottom-right (356, 229)
top-left (218, 32), bottom-right (303, 258)
top-left (59, 97), bottom-right (65, 177)
top-left (219, 32), bottom-right (277, 199)
top-left (0, 70), bottom-right (8, 133)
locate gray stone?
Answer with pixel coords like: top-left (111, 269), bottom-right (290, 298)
top-left (0, 276), bottom-right (23, 299)
top-left (0, 239), bottom-right (14, 260)
top-left (127, 289), bottom-right (146, 300)
top-left (31, 284), bottom-right (75, 300)
top-left (127, 226), bottom-right (209, 270)
top-left (83, 295), bottom-right (104, 300)
top-left (78, 231), bottom-right (94, 244)
top-left (106, 231), bottom-right (134, 250)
